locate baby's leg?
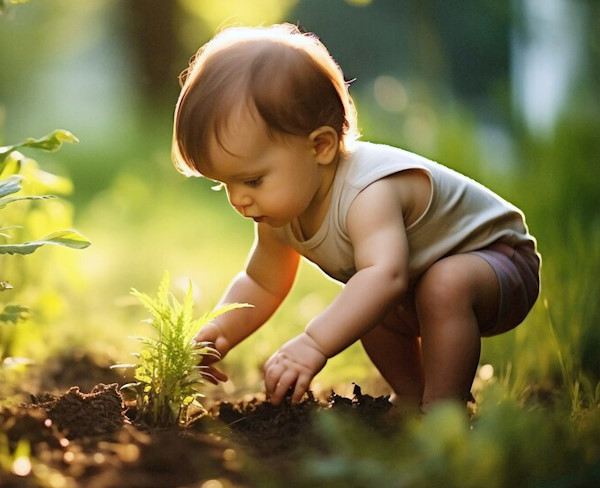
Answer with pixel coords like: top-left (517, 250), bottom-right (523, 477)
top-left (360, 299), bottom-right (424, 408)
top-left (415, 253), bottom-right (500, 409)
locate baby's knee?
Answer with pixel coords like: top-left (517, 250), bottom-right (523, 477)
top-left (416, 262), bottom-right (467, 309)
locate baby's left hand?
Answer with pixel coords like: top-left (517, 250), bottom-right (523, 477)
top-left (263, 332), bottom-right (327, 405)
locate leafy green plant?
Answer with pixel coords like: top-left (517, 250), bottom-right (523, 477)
top-left (0, 130), bottom-right (91, 362)
top-left (114, 272), bottom-right (251, 427)
top-left (0, 130), bottom-right (90, 257)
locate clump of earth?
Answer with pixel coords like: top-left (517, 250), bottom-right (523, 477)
top-left (1, 358), bottom-right (395, 488)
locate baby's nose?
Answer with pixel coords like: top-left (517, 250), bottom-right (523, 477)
top-left (228, 188), bottom-right (252, 210)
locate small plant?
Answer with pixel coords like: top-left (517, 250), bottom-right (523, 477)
top-left (114, 272), bottom-right (251, 427)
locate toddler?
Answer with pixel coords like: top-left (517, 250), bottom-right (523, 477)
top-left (171, 23), bottom-right (541, 410)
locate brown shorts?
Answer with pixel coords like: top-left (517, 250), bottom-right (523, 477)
top-left (469, 241), bottom-right (541, 337)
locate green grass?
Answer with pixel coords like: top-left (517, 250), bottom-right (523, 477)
top-left (277, 392), bottom-right (600, 488)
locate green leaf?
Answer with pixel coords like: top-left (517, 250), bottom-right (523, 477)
top-left (157, 272), bottom-right (171, 309)
top-left (134, 368), bottom-right (152, 384)
top-left (191, 398), bottom-right (205, 408)
top-left (1, 225), bottom-right (22, 235)
top-left (0, 175), bottom-right (22, 198)
top-left (0, 230), bottom-right (91, 255)
top-left (0, 304), bottom-right (29, 323)
top-left (181, 281), bottom-right (194, 333)
top-left (0, 130), bottom-right (78, 164)
top-left (0, 194), bottom-right (55, 210)
top-left (201, 302), bottom-right (254, 324)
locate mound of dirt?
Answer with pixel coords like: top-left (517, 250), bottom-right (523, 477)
top-left (31, 383), bottom-right (125, 439)
top-left (0, 382), bottom-right (393, 487)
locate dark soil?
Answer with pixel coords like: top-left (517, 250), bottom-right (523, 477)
top-left (0, 357), bottom-right (395, 488)
top-left (204, 385), bottom-right (393, 456)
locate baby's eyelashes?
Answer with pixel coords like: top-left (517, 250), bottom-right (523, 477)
top-left (244, 177), bottom-right (263, 188)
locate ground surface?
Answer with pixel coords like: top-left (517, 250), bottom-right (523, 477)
top-left (0, 354), bottom-right (394, 487)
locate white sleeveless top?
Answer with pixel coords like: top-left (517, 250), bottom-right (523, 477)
top-left (273, 141), bottom-right (536, 284)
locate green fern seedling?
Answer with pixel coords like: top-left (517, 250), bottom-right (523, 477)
top-left (113, 272), bottom-right (251, 427)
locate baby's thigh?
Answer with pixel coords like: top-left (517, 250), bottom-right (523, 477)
top-left (414, 252), bottom-right (501, 332)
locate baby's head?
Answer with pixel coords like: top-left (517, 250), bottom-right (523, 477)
top-left (172, 23), bottom-right (359, 177)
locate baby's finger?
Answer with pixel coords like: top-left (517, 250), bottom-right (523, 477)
top-left (194, 341), bottom-right (221, 365)
top-left (201, 365), bottom-right (228, 385)
top-left (291, 374), bottom-right (311, 404)
top-left (264, 362), bottom-right (284, 395)
top-left (193, 330), bottom-right (214, 343)
top-left (199, 354), bottom-right (220, 366)
top-left (270, 370), bottom-right (297, 406)
top-left (208, 365), bottom-right (228, 383)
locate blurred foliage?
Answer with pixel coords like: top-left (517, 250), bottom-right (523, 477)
top-left (281, 388), bottom-right (600, 488)
top-left (0, 0), bottom-right (597, 387)
top-left (179, 0), bottom-right (298, 30)
top-left (0, 1), bottom-right (599, 483)
top-left (0, 130), bottom-right (89, 366)
top-left (0, 0), bottom-right (29, 12)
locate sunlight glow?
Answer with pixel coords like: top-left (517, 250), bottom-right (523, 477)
top-left (179, 0), bottom-right (298, 30)
top-left (223, 448), bottom-right (237, 462)
top-left (12, 456), bottom-right (32, 477)
top-left (374, 75), bottom-right (408, 113)
top-left (200, 480), bottom-right (224, 488)
top-left (345, 0), bottom-right (373, 7)
top-left (511, 0), bottom-right (584, 137)
top-left (297, 292), bottom-right (326, 322)
top-left (479, 364), bottom-right (494, 381)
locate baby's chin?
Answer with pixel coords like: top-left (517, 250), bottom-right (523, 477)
top-left (253, 217), bottom-right (289, 228)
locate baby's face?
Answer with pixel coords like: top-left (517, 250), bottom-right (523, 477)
top-left (202, 106), bottom-right (325, 228)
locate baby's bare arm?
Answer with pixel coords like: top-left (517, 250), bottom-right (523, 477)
top-left (305, 177), bottom-right (410, 356)
top-left (195, 224), bottom-right (300, 356)
top-left (265, 176), bottom-right (411, 404)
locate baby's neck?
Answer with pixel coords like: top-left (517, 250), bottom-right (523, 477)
top-left (296, 153), bottom-right (340, 240)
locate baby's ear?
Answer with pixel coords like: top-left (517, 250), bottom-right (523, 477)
top-left (309, 126), bottom-right (339, 165)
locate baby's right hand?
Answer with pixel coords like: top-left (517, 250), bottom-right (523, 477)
top-left (194, 322), bottom-right (231, 384)
top-left (194, 321), bottom-right (232, 357)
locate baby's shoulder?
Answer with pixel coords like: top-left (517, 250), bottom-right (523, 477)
top-left (344, 142), bottom-right (432, 183)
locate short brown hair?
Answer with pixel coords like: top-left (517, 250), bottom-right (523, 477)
top-left (172, 23), bottom-right (359, 176)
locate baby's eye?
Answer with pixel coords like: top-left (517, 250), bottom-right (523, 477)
top-left (245, 177), bottom-right (263, 188)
